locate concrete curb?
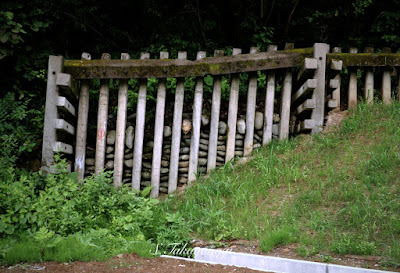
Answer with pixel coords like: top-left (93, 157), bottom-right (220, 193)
top-left (160, 254), bottom-right (274, 272)
top-left (192, 247), bottom-right (395, 273)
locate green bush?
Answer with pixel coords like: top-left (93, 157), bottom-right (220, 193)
top-left (0, 92), bottom-right (42, 168)
top-left (0, 157), bottom-right (190, 263)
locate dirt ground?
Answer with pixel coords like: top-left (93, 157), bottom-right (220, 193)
top-left (1, 241), bottom-right (399, 273)
top-left (0, 252), bottom-right (267, 273)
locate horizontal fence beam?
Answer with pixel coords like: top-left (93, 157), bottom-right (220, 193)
top-left (328, 53), bottom-right (400, 67)
top-left (63, 48), bottom-right (313, 79)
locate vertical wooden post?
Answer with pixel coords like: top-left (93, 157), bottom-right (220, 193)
top-left (348, 47), bottom-right (358, 110)
top-left (188, 51), bottom-right (207, 184)
top-left (225, 48), bottom-right (242, 162)
top-left (74, 53), bottom-right (91, 180)
top-left (244, 47), bottom-right (259, 156)
top-left (263, 45), bottom-right (277, 145)
top-left (279, 71), bottom-right (292, 140)
top-left (332, 47), bottom-right (342, 110)
top-left (311, 43), bottom-right (329, 134)
top-left (151, 52), bottom-right (169, 197)
top-left (132, 53), bottom-right (150, 190)
top-left (168, 51), bottom-right (187, 193)
top-left (95, 53), bottom-right (111, 175)
top-left (42, 55), bottom-right (63, 172)
top-left (363, 48), bottom-right (374, 104)
top-left (113, 53), bottom-right (130, 187)
top-left (382, 47), bottom-right (392, 104)
top-left (279, 43), bottom-right (294, 140)
top-left (207, 50), bottom-right (224, 172)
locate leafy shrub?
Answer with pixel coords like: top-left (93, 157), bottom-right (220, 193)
top-left (0, 92), bottom-right (42, 167)
top-left (0, 157), bottom-right (190, 252)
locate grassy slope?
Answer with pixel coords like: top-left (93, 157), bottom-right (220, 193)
top-left (161, 102), bottom-right (400, 266)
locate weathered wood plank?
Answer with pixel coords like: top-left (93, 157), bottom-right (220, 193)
top-left (225, 48), bottom-right (242, 163)
top-left (382, 47), bottom-right (392, 104)
top-left (331, 47), bottom-right (342, 110)
top-left (113, 53), bottom-right (130, 187)
top-left (56, 73), bottom-right (78, 99)
top-left (296, 119), bottom-right (314, 133)
top-left (151, 52), bottom-right (169, 197)
top-left (291, 79), bottom-right (317, 105)
top-left (74, 53), bottom-right (91, 180)
top-left (168, 52), bottom-right (187, 193)
top-left (329, 79), bottom-right (339, 89)
top-left (295, 99), bottom-right (315, 115)
top-left (56, 96), bottom-right (75, 116)
top-left (54, 119), bottom-right (75, 135)
top-left (311, 43), bottom-right (329, 134)
top-left (53, 142), bottom-right (73, 154)
top-left (330, 59), bottom-right (343, 71)
top-left (132, 53), bottom-right (150, 190)
top-left (348, 48), bottom-right (358, 110)
top-left (188, 51), bottom-right (207, 184)
top-left (95, 53), bottom-right (111, 175)
top-left (263, 45), bottom-right (278, 146)
top-left (363, 48), bottom-right (374, 104)
top-left (327, 99), bottom-right (338, 109)
top-left (297, 57), bottom-right (317, 82)
top-left (42, 56), bottom-right (63, 172)
top-left (244, 47), bottom-right (259, 157)
top-left (207, 50), bottom-right (224, 172)
top-left (327, 52), bottom-right (400, 67)
top-left (279, 70), bottom-right (292, 140)
top-left (63, 48), bottom-right (313, 79)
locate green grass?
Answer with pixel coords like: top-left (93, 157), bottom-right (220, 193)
top-left (0, 228), bottom-right (156, 264)
top-left (161, 101), bottom-right (400, 266)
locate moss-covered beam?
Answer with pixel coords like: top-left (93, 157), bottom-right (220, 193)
top-left (63, 48), bottom-right (313, 79)
top-left (327, 53), bottom-right (400, 67)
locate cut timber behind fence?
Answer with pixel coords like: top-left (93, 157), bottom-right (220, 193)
top-left (42, 43), bottom-right (400, 196)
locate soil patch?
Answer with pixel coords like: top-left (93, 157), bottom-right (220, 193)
top-left (0, 252), bottom-right (268, 273)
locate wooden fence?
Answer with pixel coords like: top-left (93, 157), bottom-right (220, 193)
top-left (41, 43), bottom-right (400, 197)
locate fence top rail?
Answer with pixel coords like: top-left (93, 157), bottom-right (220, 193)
top-left (62, 48), bottom-right (313, 79)
top-left (327, 53), bottom-right (400, 67)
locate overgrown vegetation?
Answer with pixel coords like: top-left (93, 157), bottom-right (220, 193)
top-left (160, 101), bottom-right (400, 268)
top-left (0, 154), bottom-right (190, 264)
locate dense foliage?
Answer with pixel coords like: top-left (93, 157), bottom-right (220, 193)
top-left (0, 156), bottom-right (190, 262)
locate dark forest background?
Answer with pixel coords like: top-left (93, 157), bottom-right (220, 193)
top-left (1, 0), bottom-right (400, 167)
